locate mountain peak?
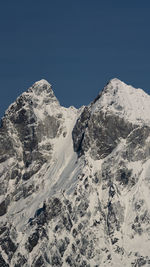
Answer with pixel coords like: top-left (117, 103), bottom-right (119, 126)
top-left (92, 78), bottom-right (150, 125)
top-left (109, 77), bottom-right (124, 84)
top-left (33, 79), bottom-right (52, 89)
top-left (3, 79), bottom-right (59, 120)
top-left (106, 78), bottom-right (129, 91)
top-left (27, 79), bottom-right (53, 96)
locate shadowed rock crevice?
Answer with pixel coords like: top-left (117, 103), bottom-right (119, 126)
top-left (73, 108), bottom-right (135, 159)
top-left (72, 106), bottom-right (91, 155)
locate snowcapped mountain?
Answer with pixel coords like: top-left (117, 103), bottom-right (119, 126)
top-left (0, 78), bottom-right (150, 266)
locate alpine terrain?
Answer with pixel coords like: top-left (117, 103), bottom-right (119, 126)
top-left (0, 78), bottom-right (150, 267)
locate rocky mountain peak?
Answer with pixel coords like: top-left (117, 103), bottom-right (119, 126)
top-left (96, 77), bottom-right (135, 102)
top-left (26, 79), bottom-right (59, 107)
top-left (91, 78), bottom-right (150, 126)
top-left (27, 79), bottom-right (54, 96)
top-left (3, 79), bottom-right (59, 123)
top-left (107, 77), bottom-right (125, 87)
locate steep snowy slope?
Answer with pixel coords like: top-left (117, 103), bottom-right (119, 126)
top-left (92, 78), bottom-right (150, 125)
top-left (0, 78), bottom-right (150, 266)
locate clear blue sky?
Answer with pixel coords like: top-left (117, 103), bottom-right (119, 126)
top-left (0, 0), bottom-right (150, 118)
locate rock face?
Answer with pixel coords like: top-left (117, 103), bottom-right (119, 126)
top-left (1, 78), bottom-right (150, 266)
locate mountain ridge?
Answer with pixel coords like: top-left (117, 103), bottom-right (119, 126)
top-left (0, 78), bottom-right (150, 266)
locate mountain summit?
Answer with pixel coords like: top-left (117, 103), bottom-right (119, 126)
top-left (92, 78), bottom-right (150, 125)
top-left (0, 79), bottom-right (150, 266)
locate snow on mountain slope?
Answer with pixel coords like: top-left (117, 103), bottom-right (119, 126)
top-left (7, 105), bottom-right (82, 232)
top-left (0, 80), bottom-right (83, 229)
top-left (92, 78), bottom-right (150, 125)
top-left (1, 79), bottom-right (150, 266)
